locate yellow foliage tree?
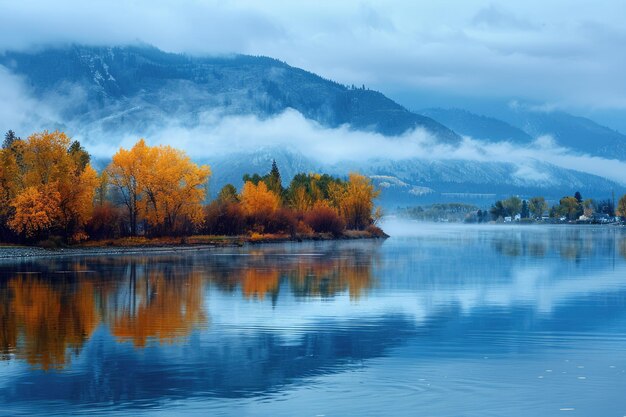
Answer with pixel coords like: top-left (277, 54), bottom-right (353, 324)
top-left (334, 173), bottom-right (380, 230)
top-left (107, 139), bottom-right (211, 236)
top-left (618, 195), bottom-right (626, 218)
top-left (0, 140), bottom-right (24, 225)
top-left (107, 139), bottom-right (150, 236)
top-left (140, 145), bottom-right (211, 234)
top-left (240, 181), bottom-right (281, 215)
top-left (4, 131), bottom-right (98, 240)
top-left (289, 185), bottom-right (312, 212)
top-left (8, 185), bottom-right (62, 237)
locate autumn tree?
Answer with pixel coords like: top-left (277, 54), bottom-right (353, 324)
top-left (286, 173), bottom-right (344, 211)
top-left (106, 139), bottom-right (149, 236)
top-left (202, 200), bottom-right (246, 236)
top-left (528, 196), bottom-right (548, 219)
top-left (240, 181), bottom-right (281, 232)
top-left (242, 160), bottom-right (284, 199)
top-left (0, 136), bottom-right (24, 238)
top-left (304, 201), bottom-right (345, 235)
top-left (107, 139), bottom-right (210, 236)
top-left (617, 195), bottom-right (626, 219)
top-left (8, 185), bottom-right (61, 238)
top-left (3, 131), bottom-right (98, 241)
top-left (502, 196), bottom-right (522, 217)
top-left (557, 196), bottom-right (581, 220)
top-left (140, 145), bottom-right (210, 235)
top-left (333, 173), bottom-right (380, 230)
top-left (240, 181), bottom-right (280, 215)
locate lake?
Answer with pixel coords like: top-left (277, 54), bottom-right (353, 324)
top-left (1, 222), bottom-right (626, 416)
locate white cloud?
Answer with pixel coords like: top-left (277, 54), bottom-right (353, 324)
top-left (1, 0), bottom-right (625, 111)
top-left (79, 109), bottom-right (626, 186)
top-left (0, 67), bottom-right (61, 133)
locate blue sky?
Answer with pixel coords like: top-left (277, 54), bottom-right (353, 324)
top-left (1, 0), bottom-right (626, 130)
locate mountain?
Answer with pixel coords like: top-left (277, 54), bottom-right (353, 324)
top-left (0, 44), bottom-right (460, 142)
top-left (420, 107), bottom-right (626, 160)
top-left (419, 108), bottom-right (533, 144)
top-left (499, 108), bottom-right (626, 160)
top-left (1, 44), bottom-right (624, 205)
top-left (200, 148), bottom-right (621, 207)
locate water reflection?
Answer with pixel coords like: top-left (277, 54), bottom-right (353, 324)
top-left (489, 227), bottom-right (618, 261)
top-left (0, 242), bottom-right (380, 371)
top-left (107, 264), bottom-right (206, 347)
top-left (0, 276), bottom-right (98, 370)
top-left (1, 228), bottom-right (626, 416)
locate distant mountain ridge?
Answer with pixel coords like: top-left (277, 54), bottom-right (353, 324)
top-left (0, 44), bottom-right (460, 142)
top-left (420, 107), bottom-right (626, 160)
top-left (419, 108), bottom-right (533, 144)
top-left (2, 44), bottom-right (625, 204)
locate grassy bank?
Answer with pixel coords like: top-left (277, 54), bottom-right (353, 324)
top-left (0, 229), bottom-right (388, 259)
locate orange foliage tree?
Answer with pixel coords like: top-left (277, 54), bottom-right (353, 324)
top-left (240, 181), bottom-right (281, 215)
top-left (107, 139), bottom-right (211, 236)
top-left (8, 185), bottom-right (61, 237)
top-left (140, 145), bottom-right (211, 234)
top-left (106, 139), bottom-right (150, 236)
top-left (239, 181), bottom-right (281, 233)
top-left (3, 131), bottom-right (98, 241)
top-left (0, 137), bottom-right (24, 232)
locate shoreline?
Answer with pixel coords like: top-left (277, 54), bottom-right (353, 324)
top-left (0, 231), bottom-right (388, 260)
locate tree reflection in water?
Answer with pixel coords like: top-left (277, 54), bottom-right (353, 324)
top-left (0, 275), bottom-right (98, 370)
top-left (0, 243), bottom-right (378, 370)
top-left (491, 227), bottom-right (621, 262)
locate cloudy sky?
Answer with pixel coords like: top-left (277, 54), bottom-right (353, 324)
top-left (1, 0), bottom-right (625, 130)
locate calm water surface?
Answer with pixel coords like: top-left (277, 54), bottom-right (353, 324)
top-left (1, 222), bottom-right (626, 416)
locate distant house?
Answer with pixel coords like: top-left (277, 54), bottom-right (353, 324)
top-left (592, 213), bottom-right (611, 223)
top-left (504, 216), bottom-right (512, 223)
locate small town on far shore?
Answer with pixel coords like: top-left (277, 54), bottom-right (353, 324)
top-left (401, 192), bottom-right (626, 225)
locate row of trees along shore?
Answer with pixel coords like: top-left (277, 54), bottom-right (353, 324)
top-left (467, 192), bottom-right (626, 223)
top-left (0, 130), bottom-right (383, 245)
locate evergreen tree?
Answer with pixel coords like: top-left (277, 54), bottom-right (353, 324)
top-left (490, 200), bottom-right (506, 220)
top-left (242, 173), bottom-right (263, 185)
top-left (574, 191), bottom-right (583, 203)
top-left (598, 199), bottom-right (615, 216)
top-left (266, 159), bottom-right (282, 195)
top-left (3, 130), bottom-right (19, 149)
top-left (68, 140), bottom-right (90, 173)
top-left (521, 200), bottom-right (530, 219)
